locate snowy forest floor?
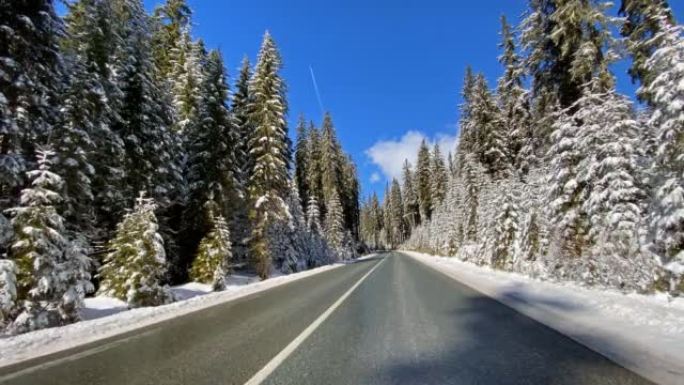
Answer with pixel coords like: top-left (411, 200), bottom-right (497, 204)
top-left (405, 251), bottom-right (684, 385)
top-left (0, 259), bottom-right (368, 368)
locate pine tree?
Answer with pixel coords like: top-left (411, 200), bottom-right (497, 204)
top-left (547, 103), bottom-right (589, 259)
top-left (471, 74), bottom-right (509, 177)
top-left (98, 193), bottom-right (171, 307)
top-left (320, 113), bottom-right (343, 211)
top-left (62, 0), bottom-right (127, 236)
top-left (247, 32), bottom-right (290, 279)
top-left (54, 54), bottom-right (97, 235)
top-left (184, 50), bottom-right (240, 270)
top-left (497, 15), bottom-right (531, 173)
top-left (305, 122), bottom-right (324, 217)
top-left (232, 56), bottom-right (253, 185)
top-left (579, 89), bottom-right (646, 260)
top-left (0, 259), bottom-right (16, 328)
top-left (463, 154), bottom-right (480, 242)
top-left (8, 150), bottom-right (92, 331)
top-left (306, 196), bottom-right (323, 234)
top-left (619, 0), bottom-right (677, 100)
top-left (169, 30), bottom-right (204, 133)
top-left (151, 0), bottom-right (192, 80)
top-left (490, 190), bottom-right (520, 270)
top-left (294, 115), bottom-right (310, 207)
top-left (402, 160), bottom-right (420, 230)
top-left (0, 0), bottom-right (65, 214)
top-left (431, 144), bottom-right (448, 206)
top-left (325, 189), bottom-right (345, 256)
top-left (641, 19), bottom-right (684, 284)
top-left (190, 214), bottom-right (232, 291)
top-left (520, 211), bottom-right (541, 261)
top-left (389, 178), bottom-right (406, 245)
top-left (416, 140), bottom-right (433, 222)
top-left (110, 0), bottom-right (180, 209)
top-left (521, 0), bottom-right (613, 108)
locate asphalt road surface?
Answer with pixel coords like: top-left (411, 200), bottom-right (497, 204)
top-left (0, 253), bottom-right (654, 385)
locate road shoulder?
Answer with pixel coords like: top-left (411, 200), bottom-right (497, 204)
top-left (403, 251), bottom-right (684, 385)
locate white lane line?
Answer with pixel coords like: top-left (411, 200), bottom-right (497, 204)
top-left (243, 257), bottom-right (387, 385)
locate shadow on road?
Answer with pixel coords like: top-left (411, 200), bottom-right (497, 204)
top-left (381, 293), bottom-right (654, 385)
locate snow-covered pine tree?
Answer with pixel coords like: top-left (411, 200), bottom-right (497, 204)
top-left (641, 17), bottom-right (684, 289)
top-left (430, 144), bottom-right (448, 206)
top-left (579, 88), bottom-right (646, 264)
top-left (490, 190), bottom-right (520, 270)
top-left (521, 0), bottom-right (613, 108)
top-left (169, 29), bottom-right (204, 133)
top-left (8, 150), bottom-right (92, 332)
top-left (246, 32), bottom-right (291, 279)
top-left (0, 259), bottom-right (17, 328)
top-left (151, 0), bottom-right (192, 80)
top-left (232, 56), bottom-right (253, 186)
top-left (54, 54), bottom-right (97, 236)
top-left (98, 193), bottom-right (171, 307)
top-left (519, 211), bottom-right (542, 262)
top-left (307, 196), bottom-right (323, 234)
top-left (340, 156), bottom-right (360, 240)
top-left (325, 189), bottom-right (345, 257)
top-left (416, 140), bottom-right (433, 222)
top-left (471, 74), bottom-right (509, 177)
top-left (497, 15), bottom-right (532, 174)
top-left (62, 0), bottom-right (127, 237)
top-left (619, 0), bottom-right (677, 101)
top-left (294, 115), bottom-right (310, 208)
top-left (389, 178), bottom-right (406, 245)
top-left (402, 160), bottom-right (420, 230)
top-left (183, 50), bottom-right (240, 271)
top-left (305, 122), bottom-right (324, 219)
top-left (463, 154), bottom-right (480, 243)
top-left (0, 0), bottom-right (65, 214)
top-left (190, 214), bottom-right (232, 291)
top-left (320, 113), bottom-right (343, 213)
top-left (547, 103), bottom-right (589, 260)
top-left (110, 0), bottom-right (180, 208)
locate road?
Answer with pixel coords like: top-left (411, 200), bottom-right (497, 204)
top-left (0, 253), bottom-right (654, 385)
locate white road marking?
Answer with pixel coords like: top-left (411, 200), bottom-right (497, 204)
top-left (243, 257), bottom-right (387, 385)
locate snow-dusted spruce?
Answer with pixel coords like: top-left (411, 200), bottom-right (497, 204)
top-left (488, 189), bottom-right (520, 270)
top-left (8, 150), bottom-right (93, 333)
top-left (190, 214), bottom-right (232, 291)
top-left (98, 193), bottom-right (171, 308)
top-left (0, 260), bottom-right (17, 328)
top-left (641, 16), bottom-right (684, 289)
top-left (0, 0), bottom-right (65, 214)
top-left (246, 32), bottom-right (291, 279)
top-left (325, 189), bottom-right (346, 257)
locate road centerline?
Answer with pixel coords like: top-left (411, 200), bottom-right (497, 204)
top-left (243, 256), bottom-right (387, 385)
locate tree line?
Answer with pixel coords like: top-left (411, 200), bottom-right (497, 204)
top-left (0, 0), bottom-right (359, 334)
top-left (361, 0), bottom-right (684, 294)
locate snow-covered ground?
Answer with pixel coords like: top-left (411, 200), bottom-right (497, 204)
top-left (0, 260), bottom-right (359, 368)
top-left (406, 251), bottom-right (684, 385)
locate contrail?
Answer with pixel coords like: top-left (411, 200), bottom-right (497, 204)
top-left (309, 65), bottom-right (325, 117)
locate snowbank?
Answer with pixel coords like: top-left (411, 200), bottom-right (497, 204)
top-left (0, 260), bottom-right (355, 368)
top-left (405, 251), bottom-right (684, 385)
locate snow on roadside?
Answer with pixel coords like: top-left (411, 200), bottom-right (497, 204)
top-left (405, 251), bottom-right (684, 385)
top-left (0, 258), bottom-right (366, 368)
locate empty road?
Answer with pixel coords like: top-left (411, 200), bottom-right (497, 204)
top-left (0, 253), bottom-right (653, 385)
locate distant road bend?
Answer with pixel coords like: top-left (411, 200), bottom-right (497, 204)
top-left (0, 253), bottom-right (654, 385)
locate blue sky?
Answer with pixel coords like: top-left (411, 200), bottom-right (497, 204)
top-left (145, 0), bottom-right (682, 198)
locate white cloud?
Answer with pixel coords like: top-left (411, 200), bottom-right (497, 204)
top-left (370, 172), bottom-right (381, 183)
top-left (365, 130), bottom-right (458, 182)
